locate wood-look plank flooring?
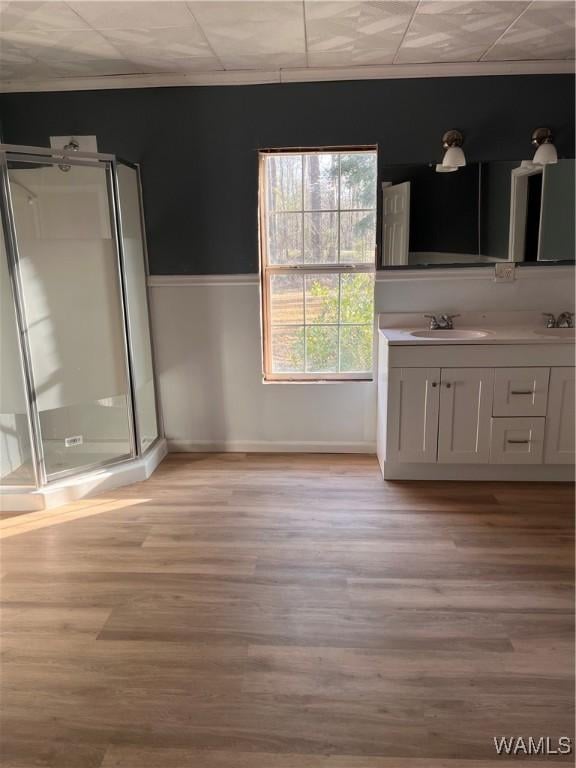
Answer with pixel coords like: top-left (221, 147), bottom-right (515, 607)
top-left (1, 453), bottom-right (574, 767)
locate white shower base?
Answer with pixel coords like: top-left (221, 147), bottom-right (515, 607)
top-left (0, 438), bottom-right (167, 512)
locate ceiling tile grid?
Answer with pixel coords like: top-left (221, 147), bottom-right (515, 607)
top-left (0, 0), bottom-right (574, 83)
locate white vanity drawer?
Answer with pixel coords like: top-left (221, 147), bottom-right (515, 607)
top-left (490, 417), bottom-right (545, 464)
top-left (493, 368), bottom-right (550, 417)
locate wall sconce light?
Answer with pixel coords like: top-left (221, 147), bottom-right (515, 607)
top-left (531, 127), bottom-right (558, 165)
top-left (442, 130), bottom-right (466, 167)
top-left (436, 130), bottom-right (466, 172)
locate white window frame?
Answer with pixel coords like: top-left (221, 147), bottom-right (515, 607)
top-left (259, 147), bottom-right (377, 383)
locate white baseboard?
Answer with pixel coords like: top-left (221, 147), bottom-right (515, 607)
top-left (381, 461), bottom-right (574, 482)
top-left (167, 439), bottom-right (376, 454)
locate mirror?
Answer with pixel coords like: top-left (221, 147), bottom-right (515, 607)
top-left (381, 159), bottom-right (575, 268)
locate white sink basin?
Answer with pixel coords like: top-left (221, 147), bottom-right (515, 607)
top-left (409, 329), bottom-right (492, 340)
top-left (534, 327), bottom-right (575, 338)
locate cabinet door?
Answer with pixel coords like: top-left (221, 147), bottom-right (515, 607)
top-left (438, 368), bottom-right (494, 464)
top-left (545, 367), bottom-right (575, 465)
top-left (388, 368), bottom-right (440, 463)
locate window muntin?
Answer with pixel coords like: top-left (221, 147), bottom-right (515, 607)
top-left (260, 149), bottom-right (377, 381)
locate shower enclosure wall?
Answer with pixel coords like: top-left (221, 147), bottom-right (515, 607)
top-left (0, 143), bottom-right (165, 510)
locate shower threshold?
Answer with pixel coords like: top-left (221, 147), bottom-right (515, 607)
top-left (0, 438), bottom-right (167, 513)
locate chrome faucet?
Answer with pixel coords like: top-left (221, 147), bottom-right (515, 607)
top-left (424, 313), bottom-right (460, 330)
top-left (542, 312), bottom-right (574, 328)
top-left (557, 311), bottom-right (574, 328)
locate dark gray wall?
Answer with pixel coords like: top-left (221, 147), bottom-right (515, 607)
top-left (0, 74), bottom-right (573, 274)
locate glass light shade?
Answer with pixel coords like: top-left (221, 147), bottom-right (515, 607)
top-left (533, 142), bottom-right (558, 165)
top-left (442, 146), bottom-right (466, 168)
top-left (435, 164), bottom-right (457, 173)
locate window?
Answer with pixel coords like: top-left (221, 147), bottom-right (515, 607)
top-left (259, 148), bottom-right (377, 381)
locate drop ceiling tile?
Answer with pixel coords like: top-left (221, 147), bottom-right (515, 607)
top-left (396, 10), bottom-right (517, 63)
top-left (102, 25), bottom-right (213, 58)
top-left (397, 41), bottom-right (489, 62)
top-left (484, 31), bottom-right (575, 60)
top-left (188, 1), bottom-right (305, 55)
top-left (511, 0), bottom-right (575, 34)
top-left (0, 2), bottom-right (90, 31)
top-left (125, 54), bottom-right (224, 72)
top-left (0, 28), bottom-right (123, 61)
top-left (417, 1), bottom-right (529, 14)
top-left (69, 2), bottom-right (196, 30)
top-left (305, 1), bottom-right (414, 53)
top-left (47, 58), bottom-right (145, 76)
top-left (218, 52), bottom-right (306, 70)
top-left (484, 0), bottom-right (575, 57)
top-left (530, 0), bottom-right (576, 10)
top-left (0, 59), bottom-right (58, 79)
top-left (307, 47), bottom-right (397, 66)
top-left (0, 38), bottom-right (37, 64)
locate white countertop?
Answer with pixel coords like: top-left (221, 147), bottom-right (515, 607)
top-left (378, 311), bottom-right (576, 346)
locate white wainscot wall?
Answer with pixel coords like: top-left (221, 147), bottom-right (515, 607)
top-left (149, 267), bottom-right (575, 454)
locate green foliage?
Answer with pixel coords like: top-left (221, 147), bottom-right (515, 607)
top-left (341, 274), bottom-right (374, 324)
top-left (306, 326), bottom-right (337, 372)
top-left (306, 275), bottom-right (374, 372)
top-left (340, 326), bottom-right (373, 372)
top-left (308, 274), bottom-right (373, 325)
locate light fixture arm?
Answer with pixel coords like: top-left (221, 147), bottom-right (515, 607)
top-left (531, 127), bottom-right (553, 147)
top-left (442, 129), bottom-right (464, 149)
top-left (530, 126), bottom-right (558, 165)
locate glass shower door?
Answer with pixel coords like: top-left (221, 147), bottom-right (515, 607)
top-left (116, 162), bottom-right (159, 453)
top-left (7, 156), bottom-right (134, 480)
top-left (0, 215), bottom-right (36, 486)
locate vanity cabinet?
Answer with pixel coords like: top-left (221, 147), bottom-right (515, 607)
top-left (378, 331), bottom-right (575, 481)
top-left (388, 367), bottom-right (495, 465)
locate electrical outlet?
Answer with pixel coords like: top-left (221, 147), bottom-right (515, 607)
top-left (494, 263), bottom-right (516, 282)
top-left (64, 435), bottom-right (83, 448)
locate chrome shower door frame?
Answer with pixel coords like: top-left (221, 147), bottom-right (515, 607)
top-left (113, 158), bottom-right (165, 447)
top-left (0, 151), bottom-right (44, 487)
top-left (0, 144), bottom-right (140, 486)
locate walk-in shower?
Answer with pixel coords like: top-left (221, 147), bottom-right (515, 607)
top-left (0, 143), bottom-right (165, 510)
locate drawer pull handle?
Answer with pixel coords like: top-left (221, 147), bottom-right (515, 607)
top-left (431, 382), bottom-right (437, 388)
top-left (507, 439), bottom-right (530, 444)
top-left (510, 390), bottom-right (533, 395)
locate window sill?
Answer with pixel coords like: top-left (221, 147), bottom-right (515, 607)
top-left (263, 375), bottom-right (373, 385)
